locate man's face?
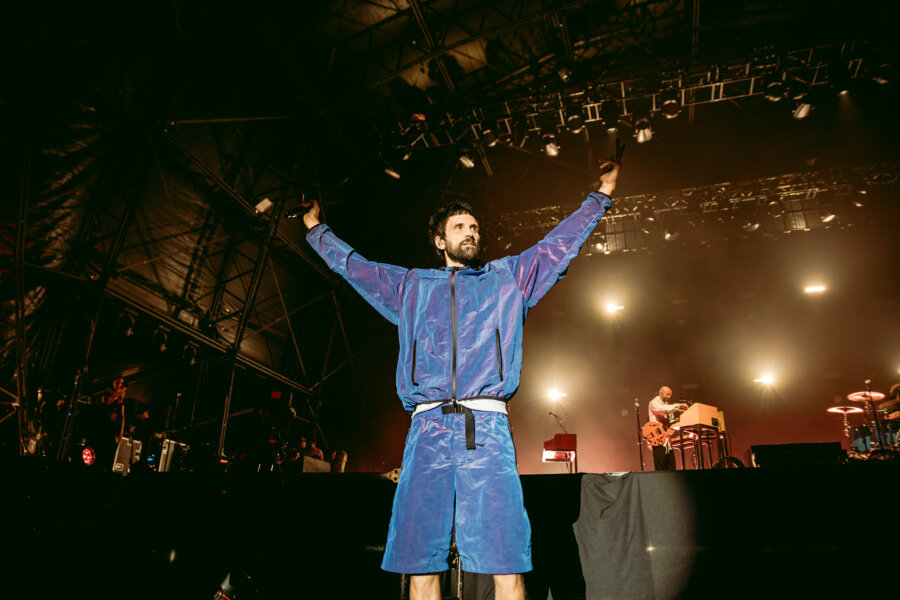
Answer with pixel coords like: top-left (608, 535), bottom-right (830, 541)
top-left (660, 388), bottom-right (673, 401)
top-left (436, 213), bottom-right (481, 266)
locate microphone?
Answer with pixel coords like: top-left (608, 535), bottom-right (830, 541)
top-left (548, 411), bottom-right (563, 421)
top-left (284, 202), bottom-right (312, 219)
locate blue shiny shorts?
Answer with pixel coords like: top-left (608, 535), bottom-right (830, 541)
top-left (381, 408), bottom-right (532, 575)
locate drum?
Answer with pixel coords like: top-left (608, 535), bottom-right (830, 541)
top-left (882, 419), bottom-right (900, 447)
top-left (849, 425), bottom-right (873, 453)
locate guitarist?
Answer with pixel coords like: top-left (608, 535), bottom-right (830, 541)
top-left (647, 386), bottom-right (689, 471)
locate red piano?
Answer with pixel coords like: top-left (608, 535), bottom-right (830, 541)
top-left (542, 433), bottom-right (577, 472)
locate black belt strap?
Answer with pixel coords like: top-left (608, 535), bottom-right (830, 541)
top-left (442, 403), bottom-right (476, 450)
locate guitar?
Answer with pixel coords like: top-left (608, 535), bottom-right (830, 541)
top-left (642, 421), bottom-right (675, 446)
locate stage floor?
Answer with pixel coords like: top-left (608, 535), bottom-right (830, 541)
top-left (2, 459), bottom-right (897, 599)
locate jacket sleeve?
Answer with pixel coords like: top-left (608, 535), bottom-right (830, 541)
top-left (306, 224), bottom-right (407, 325)
top-left (502, 192), bottom-right (612, 308)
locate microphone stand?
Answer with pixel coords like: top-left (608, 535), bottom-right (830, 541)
top-left (548, 412), bottom-right (574, 473)
top-left (635, 398), bottom-right (645, 471)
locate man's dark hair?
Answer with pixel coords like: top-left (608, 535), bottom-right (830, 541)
top-left (428, 201), bottom-right (479, 258)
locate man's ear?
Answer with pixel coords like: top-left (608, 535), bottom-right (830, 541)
top-left (435, 236), bottom-right (446, 250)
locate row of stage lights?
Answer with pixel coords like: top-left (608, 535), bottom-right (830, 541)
top-left (384, 55), bottom-right (890, 177)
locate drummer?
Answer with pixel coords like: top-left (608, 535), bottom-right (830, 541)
top-left (885, 383), bottom-right (900, 421)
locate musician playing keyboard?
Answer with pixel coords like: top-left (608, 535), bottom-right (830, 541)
top-left (648, 386), bottom-right (689, 471)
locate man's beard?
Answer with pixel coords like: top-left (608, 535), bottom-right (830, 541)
top-left (445, 237), bottom-right (481, 265)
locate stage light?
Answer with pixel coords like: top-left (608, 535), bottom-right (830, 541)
top-left (742, 222), bottom-right (760, 232)
top-left (542, 133), bottom-right (560, 157)
top-left (792, 99), bottom-right (812, 120)
top-left (821, 213), bottom-right (836, 223)
top-left (152, 326), bottom-right (169, 352)
top-left (764, 75), bottom-right (786, 102)
top-left (117, 311), bottom-right (136, 337)
top-left (804, 285), bottom-right (826, 294)
top-left (754, 374), bottom-right (775, 385)
top-left (872, 63), bottom-right (890, 85)
top-left (182, 343), bottom-right (199, 366)
top-left (481, 127), bottom-right (498, 147)
top-left (82, 446), bottom-right (96, 466)
top-left (384, 165), bottom-right (401, 179)
top-left (634, 115), bottom-right (652, 143)
top-left (605, 303), bottom-right (624, 313)
top-left (254, 198), bottom-right (273, 214)
top-left (548, 389), bottom-right (567, 401)
top-left (660, 89), bottom-right (681, 119)
top-left (600, 100), bottom-right (620, 133)
top-left (664, 231), bottom-right (679, 241)
top-left (566, 110), bottom-right (585, 134)
top-left (829, 61), bottom-right (850, 95)
top-left (458, 153), bottom-right (475, 169)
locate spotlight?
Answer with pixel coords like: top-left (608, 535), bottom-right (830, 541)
top-left (764, 75), bottom-right (786, 102)
top-left (605, 303), bottom-right (624, 313)
top-left (872, 63), bottom-right (891, 85)
top-left (384, 165), bottom-right (401, 179)
top-left (663, 231), bottom-right (679, 241)
top-left (742, 222), bottom-right (760, 232)
top-left (152, 326), bottom-right (169, 352)
top-left (635, 119), bottom-right (652, 143)
top-left (829, 61), bottom-right (850, 95)
top-left (458, 153), bottom-right (475, 169)
top-left (542, 133), bottom-right (560, 157)
top-left (804, 285), bottom-right (826, 294)
top-left (600, 100), bottom-right (620, 133)
top-left (82, 446), bottom-right (96, 466)
top-left (182, 343), bottom-right (199, 366)
top-left (792, 99), bottom-right (812, 120)
top-left (481, 127), bottom-right (498, 147)
top-left (754, 374), bottom-right (775, 385)
top-left (548, 389), bottom-right (567, 401)
top-left (632, 99), bottom-right (653, 143)
top-left (768, 199), bottom-right (784, 218)
top-left (566, 109), bottom-right (585, 134)
top-left (253, 198), bottom-right (274, 214)
top-left (118, 312), bottom-right (136, 337)
top-left (660, 89), bottom-right (681, 119)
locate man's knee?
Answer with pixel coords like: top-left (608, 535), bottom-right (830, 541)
top-left (493, 573), bottom-right (525, 600)
top-left (409, 574), bottom-right (440, 600)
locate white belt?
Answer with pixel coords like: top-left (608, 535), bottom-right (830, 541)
top-left (411, 398), bottom-right (508, 417)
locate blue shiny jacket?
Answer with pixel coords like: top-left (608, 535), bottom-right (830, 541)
top-left (306, 192), bottom-right (612, 413)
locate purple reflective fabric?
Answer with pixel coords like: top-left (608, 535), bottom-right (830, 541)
top-left (305, 192), bottom-right (611, 414)
top-left (381, 409), bottom-right (532, 575)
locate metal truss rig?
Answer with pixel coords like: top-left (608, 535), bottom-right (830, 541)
top-left (489, 161), bottom-right (900, 255)
top-left (391, 41), bottom-right (887, 153)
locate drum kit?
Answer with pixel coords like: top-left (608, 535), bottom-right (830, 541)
top-left (827, 381), bottom-right (900, 460)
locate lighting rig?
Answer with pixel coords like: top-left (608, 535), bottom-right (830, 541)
top-left (379, 42), bottom-right (892, 174)
top-left (488, 160), bottom-right (900, 257)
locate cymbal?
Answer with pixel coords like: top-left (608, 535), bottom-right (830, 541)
top-left (827, 405), bottom-right (864, 415)
top-left (847, 391), bottom-right (885, 402)
top-left (879, 398), bottom-right (900, 412)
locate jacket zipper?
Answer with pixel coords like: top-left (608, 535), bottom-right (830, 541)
top-left (450, 270), bottom-right (458, 401)
top-left (411, 339), bottom-right (419, 386)
top-left (495, 329), bottom-right (504, 381)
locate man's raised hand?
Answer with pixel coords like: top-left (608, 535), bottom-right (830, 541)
top-left (597, 139), bottom-right (624, 196)
top-left (303, 199), bottom-right (321, 230)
